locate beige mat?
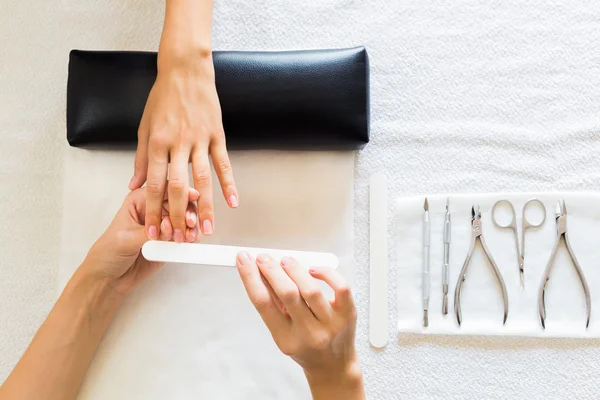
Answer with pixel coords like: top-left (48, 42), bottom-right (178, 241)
top-left (58, 147), bottom-right (355, 399)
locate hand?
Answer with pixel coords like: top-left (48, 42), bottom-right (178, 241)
top-left (236, 253), bottom-right (364, 399)
top-left (81, 186), bottom-right (199, 296)
top-left (130, 56), bottom-right (238, 243)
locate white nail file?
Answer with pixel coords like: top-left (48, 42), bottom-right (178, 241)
top-left (369, 172), bottom-right (389, 348)
top-left (141, 241), bottom-right (339, 269)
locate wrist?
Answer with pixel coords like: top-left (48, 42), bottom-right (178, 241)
top-left (72, 260), bottom-right (125, 304)
top-left (157, 43), bottom-right (213, 74)
top-left (304, 359), bottom-right (364, 399)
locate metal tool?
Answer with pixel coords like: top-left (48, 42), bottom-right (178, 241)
top-left (454, 205), bottom-right (509, 326)
top-left (492, 198), bottom-right (546, 288)
top-left (422, 198), bottom-right (430, 327)
top-left (442, 198), bottom-right (451, 315)
top-left (538, 200), bottom-right (591, 330)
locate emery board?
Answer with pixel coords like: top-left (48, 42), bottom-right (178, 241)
top-left (369, 172), bottom-right (389, 348)
top-left (142, 241), bottom-right (339, 270)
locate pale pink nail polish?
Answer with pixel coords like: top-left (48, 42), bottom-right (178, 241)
top-left (190, 212), bottom-right (197, 225)
top-left (148, 225), bottom-right (158, 239)
top-left (238, 251), bottom-right (252, 265)
top-left (281, 256), bottom-right (292, 266)
top-left (128, 176), bottom-right (136, 188)
top-left (174, 229), bottom-right (184, 243)
top-left (229, 194), bottom-right (239, 208)
top-left (202, 220), bottom-right (213, 235)
top-left (257, 254), bottom-right (270, 263)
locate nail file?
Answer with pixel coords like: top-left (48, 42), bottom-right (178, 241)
top-left (369, 172), bottom-right (389, 348)
top-left (141, 241), bottom-right (339, 269)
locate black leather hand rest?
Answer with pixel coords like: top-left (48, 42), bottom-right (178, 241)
top-left (67, 47), bottom-right (369, 150)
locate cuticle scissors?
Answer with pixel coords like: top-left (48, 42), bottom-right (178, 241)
top-left (491, 198), bottom-right (546, 288)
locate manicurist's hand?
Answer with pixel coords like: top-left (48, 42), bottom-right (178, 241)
top-left (236, 253), bottom-right (365, 400)
top-left (83, 186), bottom-right (200, 296)
top-left (0, 187), bottom-right (199, 400)
top-left (129, 0), bottom-right (237, 243)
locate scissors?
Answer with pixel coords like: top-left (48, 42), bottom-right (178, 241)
top-left (538, 200), bottom-right (591, 329)
top-left (454, 205), bottom-right (509, 326)
top-left (491, 199), bottom-right (546, 287)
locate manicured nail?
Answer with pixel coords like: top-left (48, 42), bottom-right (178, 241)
top-left (174, 229), bottom-right (184, 243)
top-left (281, 256), bottom-right (292, 267)
top-left (202, 220), bottom-right (213, 235)
top-left (186, 211), bottom-right (196, 227)
top-left (229, 194), bottom-right (239, 208)
top-left (148, 225), bottom-right (158, 239)
top-left (128, 176), bottom-right (136, 188)
top-left (257, 254), bottom-right (270, 263)
top-left (309, 267), bottom-right (317, 274)
top-left (238, 251), bottom-right (252, 265)
top-left (187, 228), bottom-right (197, 242)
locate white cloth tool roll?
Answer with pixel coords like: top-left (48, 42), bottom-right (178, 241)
top-left (396, 192), bottom-right (600, 339)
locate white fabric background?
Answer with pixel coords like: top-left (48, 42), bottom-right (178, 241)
top-left (3, 0), bottom-right (600, 399)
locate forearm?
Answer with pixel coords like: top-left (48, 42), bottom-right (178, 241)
top-left (305, 360), bottom-right (366, 400)
top-left (159, 0), bottom-right (214, 68)
top-left (0, 266), bottom-right (122, 400)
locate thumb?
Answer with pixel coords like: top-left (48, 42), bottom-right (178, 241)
top-left (116, 226), bottom-right (149, 259)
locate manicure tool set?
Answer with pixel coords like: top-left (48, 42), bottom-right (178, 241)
top-left (419, 197), bottom-right (590, 330)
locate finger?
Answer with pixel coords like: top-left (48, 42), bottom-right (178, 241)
top-left (130, 121), bottom-right (150, 190)
top-left (210, 137), bottom-right (238, 208)
top-left (145, 139), bottom-right (169, 239)
top-left (186, 202), bottom-right (198, 228)
top-left (159, 216), bottom-right (173, 241)
top-left (191, 148), bottom-right (214, 236)
top-left (309, 267), bottom-right (355, 313)
top-left (161, 187), bottom-right (199, 216)
top-left (281, 257), bottom-right (331, 321)
top-left (188, 188), bottom-right (199, 202)
top-left (168, 149), bottom-right (191, 243)
top-left (185, 226), bottom-right (199, 243)
top-left (185, 202), bottom-right (198, 242)
top-left (256, 254), bottom-right (314, 321)
top-left (236, 252), bottom-right (290, 333)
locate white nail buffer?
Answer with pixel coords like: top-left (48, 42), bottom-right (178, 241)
top-left (141, 241), bottom-right (339, 270)
top-left (369, 172), bottom-right (389, 348)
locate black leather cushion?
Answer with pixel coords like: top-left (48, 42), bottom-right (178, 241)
top-left (67, 47), bottom-right (369, 150)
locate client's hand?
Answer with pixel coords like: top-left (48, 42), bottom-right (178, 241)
top-left (236, 253), bottom-right (365, 400)
top-left (81, 186), bottom-right (199, 296)
top-left (129, 57), bottom-right (238, 243)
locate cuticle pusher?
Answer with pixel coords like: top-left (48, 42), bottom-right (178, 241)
top-left (442, 198), bottom-right (451, 315)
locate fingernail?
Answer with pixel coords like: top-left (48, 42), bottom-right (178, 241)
top-left (148, 225), bottom-right (158, 239)
top-left (174, 229), bottom-right (184, 243)
top-left (229, 194), bottom-right (239, 208)
top-left (238, 251), bottom-right (252, 265)
top-left (309, 267), bottom-right (317, 274)
top-left (190, 212), bottom-right (197, 225)
top-left (187, 228), bottom-right (197, 242)
top-left (191, 188), bottom-right (199, 197)
top-left (257, 254), bottom-right (270, 263)
top-left (281, 256), bottom-right (292, 267)
top-left (128, 176), bottom-right (136, 188)
top-left (202, 220), bottom-right (213, 235)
